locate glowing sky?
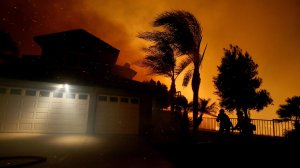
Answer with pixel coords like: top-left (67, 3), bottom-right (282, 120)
top-left (0, 0), bottom-right (299, 119)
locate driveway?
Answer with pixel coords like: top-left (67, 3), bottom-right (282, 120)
top-left (0, 133), bottom-right (173, 168)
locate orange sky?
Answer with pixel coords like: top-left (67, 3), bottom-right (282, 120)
top-left (1, 0), bottom-right (299, 119)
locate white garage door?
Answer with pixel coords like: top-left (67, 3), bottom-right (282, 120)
top-left (95, 95), bottom-right (139, 134)
top-left (0, 86), bottom-right (89, 133)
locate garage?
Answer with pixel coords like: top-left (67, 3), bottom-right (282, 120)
top-left (0, 86), bottom-right (89, 133)
top-left (95, 94), bottom-right (139, 134)
top-left (0, 29), bottom-right (153, 135)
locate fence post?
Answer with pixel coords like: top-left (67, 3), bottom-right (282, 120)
top-left (272, 119), bottom-right (275, 137)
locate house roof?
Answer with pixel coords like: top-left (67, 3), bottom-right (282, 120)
top-left (34, 29), bottom-right (119, 56)
top-left (0, 29), bottom-right (151, 93)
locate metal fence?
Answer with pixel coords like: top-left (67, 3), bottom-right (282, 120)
top-left (199, 117), bottom-right (295, 137)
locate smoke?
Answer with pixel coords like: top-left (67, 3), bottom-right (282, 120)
top-left (1, 0), bottom-right (300, 119)
top-left (0, 0), bottom-right (162, 80)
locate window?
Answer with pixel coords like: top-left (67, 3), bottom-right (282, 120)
top-left (0, 88), bottom-right (6, 94)
top-left (110, 97), bottom-right (118, 102)
top-left (120, 97), bottom-right (129, 103)
top-left (98, 95), bottom-right (107, 102)
top-left (66, 93), bottom-right (76, 99)
top-left (39, 91), bottom-right (50, 97)
top-left (131, 98), bottom-right (139, 104)
top-left (25, 90), bottom-right (36, 96)
top-left (53, 92), bottom-right (63, 98)
top-left (79, 94), bottom-right (88, 100)
top-left (10, 89), bottom-right (22, 95)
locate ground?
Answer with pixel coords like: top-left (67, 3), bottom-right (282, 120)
top-left (0, 132), bottom-right (299, 168)
top-left (0, 133), bottom-right (173, 168)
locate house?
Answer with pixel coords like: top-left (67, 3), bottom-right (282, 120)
top-left (0, 29), bottom-right (152, 135)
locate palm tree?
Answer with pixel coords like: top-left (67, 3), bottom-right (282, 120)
top-left (153, 10), bottom-right (207, 133)
top-left (138, 33), bottom-right (184, 113)
top-left (189, 98), bottom-right (217, 129)
top-left (277, 96), bottom-right (300, 131)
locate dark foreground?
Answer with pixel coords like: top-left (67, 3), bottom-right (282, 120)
top-left (0, 132), bottom-right (299, 168)
top-left (150, 131), bottom-right (300, 167)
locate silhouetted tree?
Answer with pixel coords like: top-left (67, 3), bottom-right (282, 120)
top-left (138, 35), bottom-right (183, 113)
top-left (214, 45), bottom-right (272, 124)
top-left (140, 10), bottom-right (207, 133)
top-left (277, 96), bottom-right (300, 138)
top-left (189, 98), bottom-right (217, 129)
top-left (0, 29), bottom-right (19, 63)
top-left (277, 96), bottom-right (300, 121)
top-left (144, 79), bottom-right (169, 109)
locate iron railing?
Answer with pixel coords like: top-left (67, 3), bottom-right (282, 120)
top-left (199, 117), bottom-right (295, 137)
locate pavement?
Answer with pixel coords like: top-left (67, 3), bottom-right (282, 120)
top-left (0, 133), bottom-right (174, 168)
top-left (0, 132), bottom-right (299, 168)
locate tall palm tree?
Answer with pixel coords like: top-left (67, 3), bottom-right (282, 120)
top-left (153, 10), bottom-right (207, 133)
top-left (138, 32), bottom-right (184, 113)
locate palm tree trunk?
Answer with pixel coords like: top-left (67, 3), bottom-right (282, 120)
top-left (192, 66), bottom-right (200, 134)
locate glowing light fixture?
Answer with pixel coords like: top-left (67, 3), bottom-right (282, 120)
top-left (55, 83), bottom-right (70, 92)
top-left (64, 84), bottom-right (69, 90)
top-left (63, 84), bottom-right (69, 92)
top-left (57, 84), bottom-right (64, 89)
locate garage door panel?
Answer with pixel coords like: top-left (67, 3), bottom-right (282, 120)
top-left (35, 112), bottom-right (48, 119)
top-left (47, 124), bottom-right (66, 132)
top-left (76, 104), bottom-right (88, 110)
top-left (73, 114), bottom-right (87, 121)
top-left (3, 123), bottom-right (18, 131)
top-left (78, 100), bottom-right (89, 105)
top-left (19, 123), bottom-right (33, 130)
top-left (33, 123), bottom-right (48, 131)
top-left (19, 119), bottom-right (35, 124)
top-left (76, 110), bottom-right (88, 114)
top-left (5, 111), bottom-right (19, 120)
top-left (49, 113), bottom-right (71, 120)
top-left (51, 102), bottom-right (77, 110)
top-left (47, 124), bottom-right (85, 133)
top-left (51, 102), bottom-right (64, 108)
top-left (22, 100), bottom-right (36, 108)
top-left (20, 111), bottom-right (35, 119)
top-left (7, 100), bottom-right (21, 108)
top-left (38, 96), bottom-right (51, 101)
top-left (95, 95), bottom-right (139, 134)
top-left (49, 108), bottom-right (69, 114)
top-left (0, 86), bottom-right (89, 133)
top-left (37, 101), bottom-right (50, 108)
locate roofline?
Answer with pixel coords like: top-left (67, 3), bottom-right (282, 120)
top-left (33, 29), bottom-right (120, 53)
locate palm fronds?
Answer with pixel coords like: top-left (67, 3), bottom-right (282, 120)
top-left (153, 10), bottom-right (202, 55)
top-left (182, 69), bottom-right (193, 87)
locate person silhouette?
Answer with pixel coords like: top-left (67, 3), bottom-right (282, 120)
top-left (216, 109), bottom-right (232, 135)
top-left (233, 109), bottom-right (244, 132)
